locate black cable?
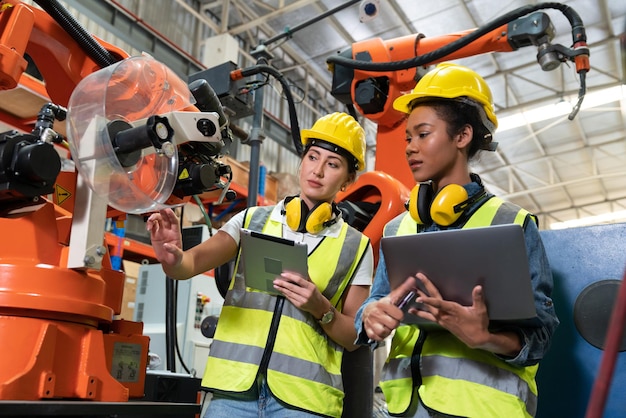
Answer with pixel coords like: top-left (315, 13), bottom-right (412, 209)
top-left (165, 274), bottom-right (177, 372)
top-left (568, 72), bottom-right (586, 120)
top-left (165, 207), bottom-right (195, 375)
top-left (345, 103), bottom-right (358, 120)
top-left (33, 0), bottom-right (119, 68)
top-left (199, 389), bottom-right (210, 415)
top-left (326, 3), bottom-right (586, 72)
top-left (326, 2), bottom-right (588, 120)
top-left (261, 0), bottom-right (361, 46)
top-left (174, 279), bottom-right (192, 375)
top-left (239, 64), bottom-right (303, 155)
top-left (242, 1), bottom-right (368, 157)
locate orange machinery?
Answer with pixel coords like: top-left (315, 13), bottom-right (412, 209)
top-left (328, 2), bottom-right (589, 189)
top-left (0, 0), bottom-right (144, 402)
top-left (0, 0), bottom-right (231, 406)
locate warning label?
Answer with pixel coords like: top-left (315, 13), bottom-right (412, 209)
top-left (55, 184), bottom-right (71, 205)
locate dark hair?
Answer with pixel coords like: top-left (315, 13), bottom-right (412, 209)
top-left (408, 98), bottom-right (492, 159)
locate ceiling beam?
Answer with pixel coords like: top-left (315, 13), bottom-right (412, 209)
top-left (228, 0), bottom-right (319, 35)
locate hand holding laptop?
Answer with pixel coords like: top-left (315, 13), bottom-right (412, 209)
top-left (407, 272), bottom-right (490, 335)
top-left (363, 275), bottom-right (420, 342)
top-left (381, 224), bottom-right (537, 325)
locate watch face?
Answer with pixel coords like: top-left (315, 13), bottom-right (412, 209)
top-left (320, 308), bottom-right (335, 324)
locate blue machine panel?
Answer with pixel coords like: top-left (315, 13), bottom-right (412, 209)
top-left (537, 223), bottom-right (626, 418)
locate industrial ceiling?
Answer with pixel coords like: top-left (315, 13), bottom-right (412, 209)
top-left (195, 0), bottom-right (626, 230)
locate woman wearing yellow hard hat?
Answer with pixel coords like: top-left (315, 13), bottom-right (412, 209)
top-left (356, 63), bottom-right (559, 417)
top-left (147, 112), bottom-right (373, 418)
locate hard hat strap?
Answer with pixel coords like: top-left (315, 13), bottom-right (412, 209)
top-left (306, 139), bottom-right (360, 171)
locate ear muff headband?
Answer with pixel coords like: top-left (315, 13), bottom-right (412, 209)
top-left (284, 196), bottom-right (336, 234)
top-left (408, 183), bottom-right (434, 225)
top-left (285, 196), bottom-right (307, 232)
top-left (305, 201), bottom-right (333, 234)
top-left (408, 183), bottom-right (485, 227)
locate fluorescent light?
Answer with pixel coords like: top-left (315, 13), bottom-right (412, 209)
top-left (497, 85), bottom-right (626, 132)
top-left (550, 210), bottom-right (626, 230)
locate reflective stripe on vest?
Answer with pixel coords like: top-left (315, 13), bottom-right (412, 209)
top-left (380, 197), bottom-right (538, 417)
top-left (202, 206), bottom-right (369, 418)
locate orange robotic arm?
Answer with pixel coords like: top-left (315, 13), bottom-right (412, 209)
top-left (0, 1), bottom-right (133, 214)
top-left (0, 1), bottom-right (129, 107)
top-left (329, 5), bottom-right (589, 187)
top-left (0, 1), bottom-right (152, 403)
top-left (0, 1), bottom-right (234, 215)
top-left (340, 27), bottom-right (515, 129)
top-left (328, 3), bottom-right (589, 257)
top-left (337, 26), bottom-right (518, 187)
top-left (0, 2), bottom-right (229, 405)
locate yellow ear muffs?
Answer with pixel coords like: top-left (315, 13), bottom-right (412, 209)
top-left (408, 182), bottom-right (485, 227)
top-left (305, 201), bottom-right (333, 234)
top-left (430, 184), bottom-right (469, 226)
top-left (285, 196), bottom-right (307, 232)
top-left (408, 183), bottom-right (434, 225)
top-left (284, 196), bottom-right (335, 234)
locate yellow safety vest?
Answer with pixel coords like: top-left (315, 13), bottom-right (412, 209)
top-left (380, 197), bottom-right (539, 417)
top-left (202, 206), bottom-right (370, 418)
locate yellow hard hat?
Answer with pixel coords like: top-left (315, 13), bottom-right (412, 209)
top-left (300, 112), bottom-right (366, 171)
top-left (393, 63), bottom-right (498, 134)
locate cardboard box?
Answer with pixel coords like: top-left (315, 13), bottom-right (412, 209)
top-left (220, 155), bottom-right (278, 203)
top-left (118, 260), bottom-right (140, 320)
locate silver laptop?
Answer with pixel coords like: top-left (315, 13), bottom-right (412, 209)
top-left (381, 223), bottom-right (537, 326)
top-left (240, 229), bottom-right (308, 295)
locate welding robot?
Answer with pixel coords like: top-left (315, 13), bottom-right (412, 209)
top-left (0, 0), bottom-right (235, 412)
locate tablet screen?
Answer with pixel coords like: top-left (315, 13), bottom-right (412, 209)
top-left (240, 229), bottom-right (308, 295)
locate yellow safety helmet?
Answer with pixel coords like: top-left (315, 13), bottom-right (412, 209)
top-left (301, 112), bottom-right (366, 171)
top-left (393, 63), bottom-right (498, 135)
